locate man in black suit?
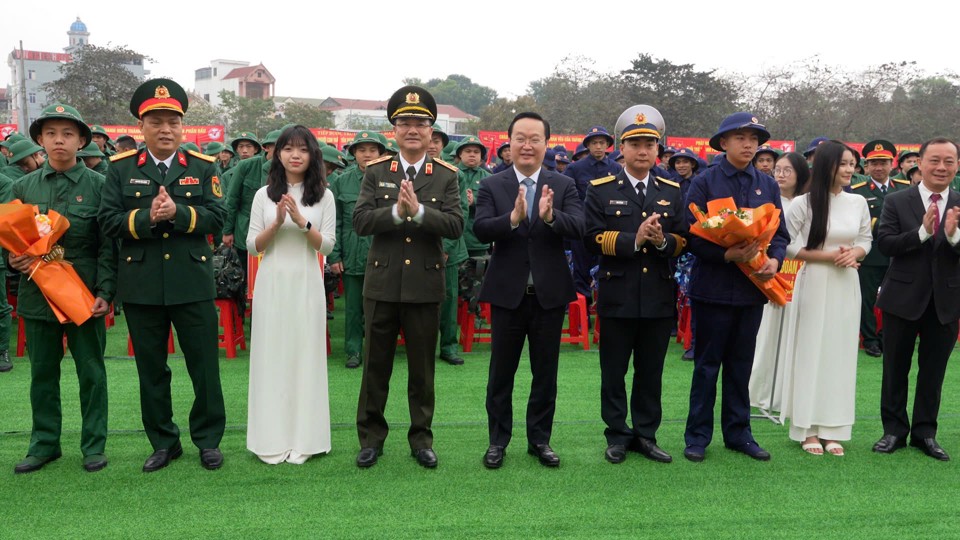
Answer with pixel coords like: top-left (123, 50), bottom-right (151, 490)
top-left (583, 112), bottom-right (688, 464)
top-left (473, 112), bottom-right (585, 469)
top-left (874, 137), bottom-right (960, 461)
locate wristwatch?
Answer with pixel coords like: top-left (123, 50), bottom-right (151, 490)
top-left (301, 221), bottom-right (312, 233)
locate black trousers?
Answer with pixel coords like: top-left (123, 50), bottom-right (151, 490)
top-left (858, 265), bottom-right (886, 348)
top-left (599, 316), bottom-right (674, 445)
top-left (356, 299), bottom-right (439, 450)
top-left (486, 294), bottom-right (565, 447)
top-left (881, 300), bottom-right (957, 439)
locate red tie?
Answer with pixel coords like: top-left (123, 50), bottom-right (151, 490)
top-left (931, 193), bottom-right (942, 236)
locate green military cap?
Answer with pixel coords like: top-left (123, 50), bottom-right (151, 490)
top-left (220, 141), bottom-right (236, 155)
top-left (431, 125), bottom-right (450, 147)
top-left (231, 131), bottom-right (262, 153)
top-left (1, 132), bottom-right (26, 148)
top-left (862, 139), bottom-right (896, 161)
top-left (77, 141), bottom-right (105, 158)
top-left (29, 103), bottom-right (93, 145)
top-left (204, 141), bottom-right (225, 155)
top-left (384, 138), bottom-right (400, 155)
top-left (130, 78), bottom-right (188, 119)
top-left (321, 146), bottom-right (347, 169)
top-left (386, 85), bottom-right (437, 125)
top-left (897, 148), bottom-right (919, 167)
top-left (262, 129), bottom-right (282, 147)
top-left (181, 141), bottom-right (201, 153)
top-left (89, 125), bottom-right (109, 138)
top-left (8, 139), bottom-right (44, 164)
top-left (348, 131), bottom-right (386, 155)
top-left (454, 135), bottom-right (487, 160)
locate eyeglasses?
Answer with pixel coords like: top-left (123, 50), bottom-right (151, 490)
top-left (773, 167), bottom-right (795, 176)
top-left (395, 120), bottom-right (431, 130)
top-left (511, 136), bottom-right (545, 147)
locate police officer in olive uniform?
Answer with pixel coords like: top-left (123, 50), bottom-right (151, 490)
top-left (353, 85), bottom-right (463, 469)
top-left (11, 103), bottom-right (116, 474)
top-left (584, 112), bottom-right (687, 465)
top-left (850, 139), bottom-right (910, 357)
top-left (99, 78), bottom-right (227, 472)
top-left (328, 131), bottom-right (385, 368)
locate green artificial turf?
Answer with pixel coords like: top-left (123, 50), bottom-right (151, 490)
top-left (1, 301), bottom-right (958, 539)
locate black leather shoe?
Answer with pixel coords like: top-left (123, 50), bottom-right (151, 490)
top-left (356, 447), bottom-right (382, 468)
top-left (483, 445), bottom-right (505, 469)
top-left (14, 452), bottom-right (62, 474)
top-left (681, 349), bottom-right (694, 361)
top-left (864, 344), bottom-right (882, 357)
top-left (605, 444), bottom-right (626, 464)
top-left (629, 437), bottom-right (673, 463)
top-left (726, 441), bottom-right (771, 461)
top-left (142, 442), bottom-right (183, 472)
top-left (439, 353), bottom-right (464, 366)
top-left (0, 350), bottom-right (12, 372)
top-left (683, 445), bottom-right (705, 462)
top-left (82, 454), bottom-right (108, 473)
top-left (910, 437), bottom-right (950, 461)
top-left (873, 434), bottom-right (906, 454)
top-left (527, 443), bottom-right (560, 467)
top-left (200, 448), bottom-right (224, 470)
top-left (412, 448), bottom-right (438, 468)
top-left (345, 355), bottom-right (361, 369)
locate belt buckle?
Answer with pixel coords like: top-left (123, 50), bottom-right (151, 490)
top-left (525, 285), bottom-right (536, 295)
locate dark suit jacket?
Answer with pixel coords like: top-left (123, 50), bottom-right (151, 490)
top-left (473, 166), bottom-right (584, 310)
top-left (352, 155), bottom-right (463, 304)
top-left (876, 186), bottom-right (960, 324)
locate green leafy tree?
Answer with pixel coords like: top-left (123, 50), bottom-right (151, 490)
top-left (183, 92), bottom-right (224, 126)
top-left (404, 74), bottom-right (497, 116)
top-left (41, 44), bottom-right (150, 124)
top-left (281, 101), bottom-right (334, 129)
top-left (219, 90), bottom-right (280, 136)
top-left (476, 96), bottom-right (540, 132)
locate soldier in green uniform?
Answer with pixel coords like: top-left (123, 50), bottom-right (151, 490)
top-left (891, 149), bottom-right (919, 182)
top-left (0, 170), bottom-right (14, 374)
top-left (456, 136), bottom-right (492, 257)
top-left (0, 132), bottom-right (26, 165)
top-left (321, 145), bottom-right (347, 180)
top-left (115, 135), bottom-right (138, 153)
top-left (353, 86), bottom-right (463, 468)
top-left (216, 143), bottom-right (236, 174)
top-left (1, 139), bottom-right (45, 179)
top-left (328, 131), bottom-right (384, 368)
top-left (98, 78), bottom-right (227, 472)
top-left (232, 131), bottom-right (261, 161)
top-left (78, 141), bottom-right (109, 176)
top-left (89, 125), bottom-right (114, 157)
top-left (428, 126), bottom-right (468, 365)
top-left (261, 129), bottom-right (281, 161)
top-left (10, 103), bottom-right (116, 473)
top-left (850, 139), bottom-right (910, 357)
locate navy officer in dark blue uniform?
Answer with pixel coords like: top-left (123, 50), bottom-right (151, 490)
top-left (682, 112), bottom-right (789, 463)
top-left (584, 110), bottom-right (687, 464)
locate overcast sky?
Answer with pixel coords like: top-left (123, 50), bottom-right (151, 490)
top-left (2, 1), bottom-right (956, 104)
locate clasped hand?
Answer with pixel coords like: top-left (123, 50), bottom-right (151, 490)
top-left (275, 194), bottom-right (306, 229)
top-left (927, 204), bottom-right (960, 236)
top-left (396, 180), bottom-right (421, 219)
top-left (635, 213), bottom-right (664, 248)
top-left (833, 246), bottom-right (861, 269)
top-left (150, 186), bottom-right (176, 224)
top-left (510, 184), bottom-right (554, 226)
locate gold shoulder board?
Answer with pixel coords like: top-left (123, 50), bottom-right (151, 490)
top-left (657, 176), bottom-right (680, 188)
top-left (590, 175), bottom-right (616, 186)
top-left (187, 150), bottom-right (216, 163)
top-left (109, 149), bottom-right (138, 162)
top-left (365, 154), bottom-right (393, 167)
top-left (892, 178), bottom-right (911, 186)
top-left (850, 181), bottom-right (867, 189)
top-left (434, 158), bottom-right (459, 172)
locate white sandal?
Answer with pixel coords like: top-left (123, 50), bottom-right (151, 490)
top-left (823, 442), bottom-right (845, 456)
top-left (801, 441), bottom-right (823, 455)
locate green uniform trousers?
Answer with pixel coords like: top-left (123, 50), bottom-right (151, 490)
top-left (125, 301), bottom-right (225, 451)
top-left (25, 316), bottom-right (107, 457)
top-left (859, 265), bottom-right (887, 348)
top-left (439, 264), bottom-right (460, 357)
top-left (342, 274), bottom-right (365, 358)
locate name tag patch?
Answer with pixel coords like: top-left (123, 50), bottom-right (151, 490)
top-left (129, 179), bottom-right (150, 185)
top-left (179, 177), bottom-right (200, 185)
top-left (609, 199), bottom-right (628, 206)
top-left (379, 182), bottom-right (399, 189)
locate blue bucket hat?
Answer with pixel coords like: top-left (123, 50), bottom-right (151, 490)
top-left (708, 112), bottom-right (771, 151)
top-left (803, 137), bottom-right (829, 157)
top-left (662, 145), bottom-right (678, 156)
top-left (555, 151), bottom-right (570, 164)
top-left (754, 144), bottom-right (780, 159)
top-left (668, 148), bottom-right (701, 171)
top-left (582, 125), bottom-right (615, 148)
top-left (496, 141), bottom-right (510, 159)
top-left (552, 144), bottom-right (567, 155)
top-left (572, 143), bottom-right (588, 160)
top-left (542, 148), bottom-right (557, 168)
top-left (609, 150), bottom-right (623, 162)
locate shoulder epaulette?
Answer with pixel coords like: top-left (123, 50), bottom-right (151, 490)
top-left (187, 149), bottom-right (216, 163)
top-left (657, 176), bottom-right (680, 188)
top-left (365, 155), bottom-right (393, 167)
top-left (851, 181), bottom-right (867, 189)
top-left (590, 175), bottom-right (616, 186)
top-left (434, 158), bottom-right (458, 172)
top-left (892, 178), bottom-right (911, 186)
top-left (109, 149), bottom-right (138, 162)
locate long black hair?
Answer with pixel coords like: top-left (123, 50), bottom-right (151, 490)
top-left (267, 125), bottom-right (326, 206)
top-left (776, 152), bottom-right (810, 197)
top-left (805, 140), bottom-right (854, 250)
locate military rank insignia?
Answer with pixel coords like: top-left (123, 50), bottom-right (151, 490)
top-left (180, 177), bottom-right (199, 185)
top-left (212, 176), bottom-right (222, 198)
top-left (425, 163), bottom-right (433, 175)
top-left (177, 151), bottom-right (187, 167)
top-left (390, 161), bottom-right (398, 173)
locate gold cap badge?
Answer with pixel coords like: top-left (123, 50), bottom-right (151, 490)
top-left (155, 85), bottom-right (170, 99)
top-left (406, 93), bottom-right (420, 105)
top-left (635, 113), bottom-right (647, 124)
top-left (875, 143), bottom-right (883, 151)
top-left (55, 105), bottom-right (65, 113)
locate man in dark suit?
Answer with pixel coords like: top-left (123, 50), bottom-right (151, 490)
top-left (873, 137), bottom-right (960, 461)
top-left (583, 111), bottom-right (687, 464)
top-left (473, 112), bottom-right (585, 469)
top-left (352, 86), bottom-right (463, 469)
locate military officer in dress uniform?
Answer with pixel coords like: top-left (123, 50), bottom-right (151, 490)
top-left (98, 78), bottom-right (227, 473)
top-left (353, 85), bottom-right (463, 469)
top-left (584, 110), bottom-right (688, 465)
top-left (10, 103), bottom-right (116, 474)
top-left (850, 139), bottom-right (910, 357)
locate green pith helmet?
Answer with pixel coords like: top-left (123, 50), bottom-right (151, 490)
top-left (89, 124), bottom-right (109, 138)
top-left (321, 146), bottom-right (347, 169)
top-left (262, 129), bottom-right (282, 147)
top-left (231, 131), bottom-right (262, 153)
top-left (454, 135), bottom-right (487, 161)
top-left (77, 141), bottom-right (105, 158)
top-left (8, 139), bottom-right (44, 164)
top-left (1, 132), bottom-right (26, 148)
top-left (348, 131), bottom-right (386, 156)
top-left (204, 141), bottom-right (225, 155)
top-left (181, 141), bottom-right (201, 153)
top-left (220, 143), bottom-right (236, 156)
top-left (29, 103), bottom-right (93, 145)
top-left (431, 124), bottom-right (450, 147)
top-left (384, 138), bottom-right (400, 155)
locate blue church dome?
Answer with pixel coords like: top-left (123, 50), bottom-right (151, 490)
top-left (70, 18), bottom-right (87, 32)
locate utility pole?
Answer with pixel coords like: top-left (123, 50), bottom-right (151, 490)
top-left (18, 41), bottom-right (28, 133)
